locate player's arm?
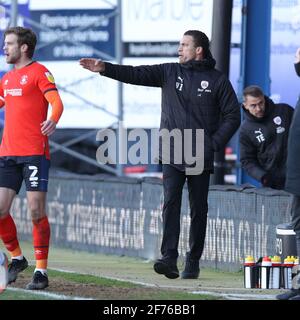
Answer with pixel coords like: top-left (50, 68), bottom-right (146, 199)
top-left (41, 90), bottom-right (64, 136)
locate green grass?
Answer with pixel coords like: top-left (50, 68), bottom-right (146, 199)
top-left (0, 290), bottom-right (54, 300)
top-left (47, 268), bottom-right (139, 288)
top-left (43, 267), bottom-right (223, 300)
top-left (0, 241), bottom-right (248, 300)
top-left (0, 266), bottom-right (222, 300)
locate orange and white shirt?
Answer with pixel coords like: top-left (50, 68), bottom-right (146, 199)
top-left (0, 61), bottom-right (58, 159)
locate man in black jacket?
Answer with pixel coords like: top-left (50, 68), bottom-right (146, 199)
top-left (79, 30), bottom-right (240, 279)
top-left (239, 85), bottom-right (294, 189)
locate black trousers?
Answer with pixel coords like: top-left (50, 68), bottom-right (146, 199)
top-left (291, 195), bottom-right (300, 257)
top-left (161, 164), bottom-right (210, 261)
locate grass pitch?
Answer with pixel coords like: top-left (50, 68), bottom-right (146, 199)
top-left (0, 241), bottom-right (282, 300)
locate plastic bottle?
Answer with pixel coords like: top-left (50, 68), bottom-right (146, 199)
top-left (261, 256), bottom-right (272, 289)
top-left (244, 255), bottom-right (258, 289)
top-left (282, 256), bottom-right (294, 289)
top-left (270, 256), bottom-right (281, 289)
top-left (292, 256), bottom-right (299, 281)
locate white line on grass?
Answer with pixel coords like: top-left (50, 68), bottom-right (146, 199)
top-left (7, 287), bottom-right (94, 300)
top-left (49, 267), bottom-right (276, 300)
top-left (190, 290), bottom-right (277, 300)
top-left (51, 267), bottom-right (159, 287)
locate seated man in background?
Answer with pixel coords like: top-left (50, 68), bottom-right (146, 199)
top-left (239, 85), bottom-right (294, 189)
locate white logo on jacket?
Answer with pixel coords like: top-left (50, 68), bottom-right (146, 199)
top-left (276, 127), bottom-right (285, 134)
top-left (273, 116), bottom-right (285, 134)
top-left (197, 80), bottom-right (211, 96)
top-left (176, 76), bottom-right (183, 91)
top-left (201, 81), bottom-right (209, 89)
top-left (255, 129), bottom-right (265, 143)
top-left (273, 116), bottom-right (282, 125)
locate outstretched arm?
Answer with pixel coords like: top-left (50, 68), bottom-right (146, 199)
top-left (79, 58), bottom-right (165, 87)
top-left (79, 58), bottom-right (105, 73)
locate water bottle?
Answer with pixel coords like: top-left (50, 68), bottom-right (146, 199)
top-left (261, 256), bottom-right (272, 289)
top-left (292, 256), bottom-right (299, 281)
top-left (282, 256), bottom-right (294, 289)
top-left (270, 256), bottom-right (281, 289)
top-left (244, 255), bottom-right (258, 289)
top-left (0, 251), bottom-right (8, 293)
top-left (292, 256), bottom-right (300, 290)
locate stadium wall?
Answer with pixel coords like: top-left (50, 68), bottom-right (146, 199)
top-left (12, 172), bottom-right (293, 272)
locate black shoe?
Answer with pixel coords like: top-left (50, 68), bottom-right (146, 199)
top-left (153, 259), bottom-right (179, 279)
top-left (276, 289), bottom-right (300, 300)
top-left (8, 257), bottom-right (28, 284)
top-left (181, 257), bottom-right (200, 279)
top-left (26, 271), bottom-right (49, 290)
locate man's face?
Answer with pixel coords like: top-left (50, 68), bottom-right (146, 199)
top-left (3, 33), bottom-right (22, 64)
top-left (243, 95), bottom-right (266, 118)
top-left (178, 35), bottom-right (201, 64)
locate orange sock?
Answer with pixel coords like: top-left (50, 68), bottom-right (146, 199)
top-left (32, 216), bottom-right (50, 268)
top-left (36, 259), bottom-right (48, 270)
top-left (0, 214), bottom-right (22, 258)
top-left (10, 247), bottom-right (22, 258)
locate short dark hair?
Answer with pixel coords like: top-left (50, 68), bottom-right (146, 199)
top-left (184, 30), bottom-right (210, 58)
top-left (243, 85), bottom-right (264, 99)
top-left (4, 26), bottom-right (37, 59)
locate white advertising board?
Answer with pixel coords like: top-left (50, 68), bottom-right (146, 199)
top-left (270, 0), bottom-right (300, 106)
top-left (29, 0), bottom-right (117, 10)
top-left (122, 0), bottom-right (213, 41)
top-left (42, 60), bottom-right (118, 129)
